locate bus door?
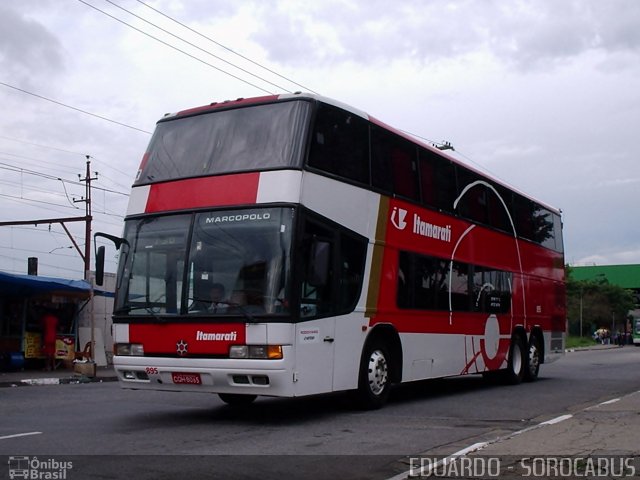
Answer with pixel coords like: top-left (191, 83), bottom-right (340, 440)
top-left (294, 235), bottom-right (336, 395)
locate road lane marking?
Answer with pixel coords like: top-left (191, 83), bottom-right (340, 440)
top-left (0, 432), bottom-right (42, 440)
top-left (386, 415), bottom-right (574, 480)
top-left (388, 442), bottom-right (490, 479)
top-left (386, 392), bottom-right (636, 480)
top-left (539, 414), bottom-right (573, 426)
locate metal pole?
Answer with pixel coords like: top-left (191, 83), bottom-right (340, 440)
top-left (579, 288), bottom-right (583, 337)
top-left (84, 158), bottom-right (92, 279)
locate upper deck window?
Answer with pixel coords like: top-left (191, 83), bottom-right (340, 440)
top-left (308, 103), bottom-right (370, 185)
top-left (135, 100), bottom-right (311, 185)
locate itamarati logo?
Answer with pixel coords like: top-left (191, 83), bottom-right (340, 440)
top-left (390, 206), bottom-right (452, 243)
top-left (8, 456), bottom-right (73, 479)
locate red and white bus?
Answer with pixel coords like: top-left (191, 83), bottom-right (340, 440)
top-left (96, 93), bottom-right (565, 409)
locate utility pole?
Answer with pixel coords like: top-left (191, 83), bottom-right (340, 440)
top-left (74, 156), bottom-right (98, 365)
top-left (74, 156), bottom-right (98, 280)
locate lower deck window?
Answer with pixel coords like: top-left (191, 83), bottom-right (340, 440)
top-left (397, 251), bottom-right (512, 313)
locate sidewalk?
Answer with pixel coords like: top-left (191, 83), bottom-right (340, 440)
top-left (0, 364), bottom-right (117, 387)
top-left (388, 345), bottom-right (639, 479)
top-left (471, 389), bottom-right (640, 457)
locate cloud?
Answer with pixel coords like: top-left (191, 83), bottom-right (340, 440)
top-left (247, 0), bottom-right (640, 73)
top-left (0, 4), bottom-right (65, 84)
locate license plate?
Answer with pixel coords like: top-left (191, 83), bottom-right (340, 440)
top-left (171, 372), bottom-right (202, 385)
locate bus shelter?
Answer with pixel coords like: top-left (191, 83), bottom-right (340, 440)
top-left (0, 271), bottom-right (92, 370)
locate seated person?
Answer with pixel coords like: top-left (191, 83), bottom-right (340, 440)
top-left (228, 290), bottom-right (265, 314)
top-left (208, 283), bottom-right (228, 313)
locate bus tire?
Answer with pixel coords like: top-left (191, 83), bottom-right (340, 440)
top-left (218, 393), bottom-right (257, 406)
top-left (524, 334), bottom-right (541, 382)
top-left (503, 333), bottom-right (526, 385)
top-left (356, 340), bottom-right (391, 409)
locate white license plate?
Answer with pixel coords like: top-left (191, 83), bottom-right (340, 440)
top-left (171, 372), bottom-right (202, 385)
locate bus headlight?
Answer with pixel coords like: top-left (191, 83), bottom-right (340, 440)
top-left (229, 345), bottom-right (283, 359)
top-left (115, 343), bottom-right (145, 356)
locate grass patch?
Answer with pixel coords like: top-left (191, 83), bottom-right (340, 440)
top-left (566, 335), bottom-right (597, 349)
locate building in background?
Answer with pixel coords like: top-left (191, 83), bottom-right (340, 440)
top-left (0, 270), bottom-right (114, 370)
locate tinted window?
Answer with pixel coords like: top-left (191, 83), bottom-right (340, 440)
top-left (398, 252), bottom-right (449, 310)
top-left (299, 212), bottom-right (367, 319)
top-left (398, 253), bottom-right (515, 313)
top-left (487, 183), bottom-right (512, 232)
top-left (371, 126), bottom-right (419, 200)
top-left (136, 101), bottom-right (311, 185)
top-left (552, 213), bottom-right (564, 253)
top-left (532, 205), bottom-right (556, 250)
top-left (472, 266), bottom-right (512, 313)
top-left (514, 195), bottom-right (534, 241)
top-left (419, 149), bottom-right (457, 212)
top-left (456, 168), bottom-right (488, 224)
top-left (300, 220), bottom-right (335, 318)
top-left (397, 252), bottom-right (471, 312)
top-left (116, 215), bottom-right (191, 315)
top-left (338, 233), bottom-right (367, 310)
top-left (308, 103), bottom-right (370, 184)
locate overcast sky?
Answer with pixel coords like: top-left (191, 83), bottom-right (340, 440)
top-left (0, 0), bottom-right (639, 279)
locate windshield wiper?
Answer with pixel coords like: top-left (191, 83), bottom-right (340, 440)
top-left (116, 305), bottom-right (168, 323)
top-left (228, 302), bottom-right (257, 323)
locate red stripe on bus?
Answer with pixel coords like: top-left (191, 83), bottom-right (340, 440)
top-left (144, 174), bottom-right (260, 213)
top-left (176, 95), bottom-right (280, 117)
top-left (129, 323), bottom-right (246, 356)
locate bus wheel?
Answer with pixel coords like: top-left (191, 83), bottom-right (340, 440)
top-left (524, 334), bottom-right (541, 382)
top-left (357, 341), bottom-right (391, 409)
top-left (218, 393), bottom-right (257, 406)
top-left (503, 334), bottom-right (526, 385)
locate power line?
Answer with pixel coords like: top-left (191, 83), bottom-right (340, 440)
top-left (0, 150), bottom-right (80, 175)
top-left (0, 134), bottom-right (90, 157)
top-left (136, 0), bottom-right (318, 94)
top-left (0, 81), bottom-right (152, 134)
top-left (0, 135), bottom-right (137, 182)
top-left (0, 192), bottom-right (85, 211)
top-left (0, 163), bottom-right (129, 196)
top-left (105, 0), bottom-right (293, 94)
top-left (77, 0), bottom-right (274, 95)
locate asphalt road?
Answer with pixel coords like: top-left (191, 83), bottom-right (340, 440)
top-left (2, 346), bottom-right (639, 479)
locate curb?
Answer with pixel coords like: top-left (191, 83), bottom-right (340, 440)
top-left (0, 375), bottom-right (118, 388)
top-left (565, 345), bottom-right (623, 353)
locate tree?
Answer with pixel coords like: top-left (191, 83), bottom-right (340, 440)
top-left (566, 266), bottom-right (635, 337)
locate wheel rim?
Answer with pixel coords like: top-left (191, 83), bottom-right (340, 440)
top-left (367, 349), bottom-right (388, 396)
top-left (528, 342), bottom-right (540, 375)
top-left (511, 342), bottom-right (523, 375)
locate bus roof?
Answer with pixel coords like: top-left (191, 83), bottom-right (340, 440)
top-left (161, 92), bottom-right (561, 216)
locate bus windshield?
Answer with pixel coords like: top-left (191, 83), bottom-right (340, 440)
top-left (115, 207), bottom-right (294, 318)
top-left (135, 100), bottom-right (311, 185)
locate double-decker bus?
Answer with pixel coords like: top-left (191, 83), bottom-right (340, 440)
top-left (96, 93), bottom-right (565, 409)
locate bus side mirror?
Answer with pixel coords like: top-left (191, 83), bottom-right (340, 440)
top-left (308, 239), bottom-right (330, 287)
top-left (93, 232), bottom-right (128, 287)
top-left (95, 246), bottom-right (106, 286)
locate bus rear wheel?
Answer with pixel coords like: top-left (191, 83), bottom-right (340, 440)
top-left (218, 393), bottom-right (257, 406)
top-left (524, 334), bottom-right (541, 382)
top-left (356, 341), bottom-right (391, 409)
top-left (503, 334), bottom-right (526, 385)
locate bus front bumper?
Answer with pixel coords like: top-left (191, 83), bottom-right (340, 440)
top-left (113, 352), bottom-right (295, 397)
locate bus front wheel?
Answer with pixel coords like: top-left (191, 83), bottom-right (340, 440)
top-left (356, 341), bottom-right (391, 409)
top-left (218, 393), bottom-right (257, 406)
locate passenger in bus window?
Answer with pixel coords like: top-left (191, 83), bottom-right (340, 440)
top-left (209, 283), bottom-right (228, 313)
